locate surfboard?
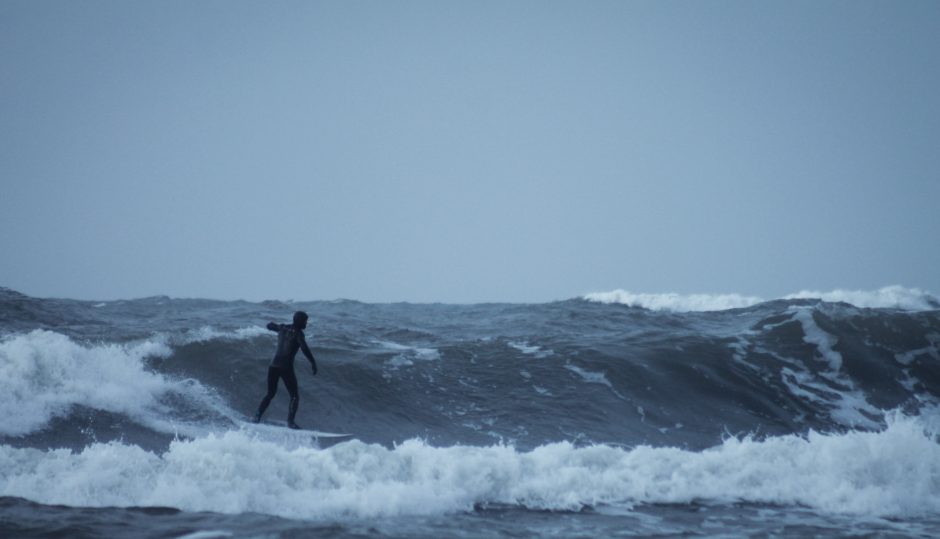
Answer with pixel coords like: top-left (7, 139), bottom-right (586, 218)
top-left (237, 417), bottom-right (354, 447)
top-left (266, 419), bottom-right (353, 439)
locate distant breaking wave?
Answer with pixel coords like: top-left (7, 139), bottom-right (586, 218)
top-left (583, 291), bottom-right (763, 312)
top-left (782, 286), bottom-right (940, 311)
top-left (584, 285), bottom-right (940, 312)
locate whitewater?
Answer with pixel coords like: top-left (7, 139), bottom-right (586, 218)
top-left (2, 286), bottom-right (940, 538)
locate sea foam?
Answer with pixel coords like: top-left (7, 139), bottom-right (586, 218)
top-left (0, 330), bottom-right (218, 436)
top-left (2, 414), bottom-right (938, 519)
top-left (583, 291), bottom-right (763, 312)
top-left (783, 285), bottom-right (940, 311)
top-left (585, 286), bottom-right (939, 312)
top-left (176, 325), bottom-right (269, 345)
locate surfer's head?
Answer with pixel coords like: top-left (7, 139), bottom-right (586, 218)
top-left (292, 311), bottom-right (309, 329)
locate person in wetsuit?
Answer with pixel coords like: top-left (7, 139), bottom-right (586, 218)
top-left (253, 310), bottom-right (318, 429)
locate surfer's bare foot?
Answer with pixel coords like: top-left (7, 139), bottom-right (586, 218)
top-left (287, 421), bottom-right (301, 430)
top-left (251, 414), bottom-right (261, 424)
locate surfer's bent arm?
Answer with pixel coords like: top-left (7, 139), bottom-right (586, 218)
top-left (299, 333), bottom-right (318, 374)
top-left (266, 322), bottom-right (280, 332)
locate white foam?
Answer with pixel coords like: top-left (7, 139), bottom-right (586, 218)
top-left (784, 286), bottom-right (939, 311)
top-left (2, 414), bottom-right (939, 519)
top-left (564, 364), bottom-right (612, 387)
top-left (780, 367), bottom-right (881, 430)
top-left (895, 345), bottom-right (940, 366)
top-left (387, 355), bottom-right (414, 368)
top-left (790, 308), bottom-right (842, 373)
top-left (177, 326), bottom-right (269, 345)
top-left (584, 286), bottom-right (938, 312)
top-left (0, 331), bottom-right (220, 436)
top-left (564, 364), bottom-right (625, 400)
top-left (176, 533), bottom-right (233, 539)
top-left (583, 291), bottom-right (763, 312)
top-left (376, 340), bottom-right (441, 368)
top-left (509, 341), bottom-right (554, 358)
top-left (779, 308), bottom-right (883, 429)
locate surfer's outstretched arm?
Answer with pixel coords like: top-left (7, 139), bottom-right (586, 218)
top-left (266, 322), bottom-right (280, 332)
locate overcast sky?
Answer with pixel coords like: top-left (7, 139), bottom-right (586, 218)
top-left (2, 1), bottom-right (938, 303)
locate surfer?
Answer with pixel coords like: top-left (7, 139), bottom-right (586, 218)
top-left (252, 310), bottom-right (318, 429)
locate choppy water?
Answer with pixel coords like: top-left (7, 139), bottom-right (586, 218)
top-left (2, 286), bottom-right (940, 537)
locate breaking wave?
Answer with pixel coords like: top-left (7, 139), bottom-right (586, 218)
top-left (2, 413), bottom-right (938, 519)
top-left (585, 285), bottom-right (939, 312)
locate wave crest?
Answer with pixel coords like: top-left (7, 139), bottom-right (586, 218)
top-left (0, 331), bottom-right (220, 437)
top-left (585, 286), bottom-right (938, 312)
top-left (783, 285), bottom-right (940, 311)
top-left (583, 290), bottom-right (763, 312)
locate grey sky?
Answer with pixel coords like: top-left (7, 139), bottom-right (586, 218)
top-left (2, 0), bottom-right (938, 303)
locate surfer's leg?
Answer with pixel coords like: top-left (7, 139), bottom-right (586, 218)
top-left (254, 366), bottom-right (280, 422)
top-left (283, 368), bottom-right (300, 429)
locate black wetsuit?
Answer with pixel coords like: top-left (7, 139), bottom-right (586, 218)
top-left (254, 322), bottom-right (317, 426)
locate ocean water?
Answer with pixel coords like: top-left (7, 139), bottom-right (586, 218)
top-left (2, 286), bottom-right (940, 538)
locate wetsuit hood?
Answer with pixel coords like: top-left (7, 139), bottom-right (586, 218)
top-left (292, 311), bottom-right (309, 329)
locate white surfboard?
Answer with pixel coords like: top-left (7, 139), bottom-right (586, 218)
top-left (238, 418), bottom-right (354, 446)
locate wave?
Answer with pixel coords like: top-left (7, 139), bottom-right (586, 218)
top-left (2, 288), bottom-right (940, 526)
top-left (783, 286), bottom-right (940, 311)
top-left (4, 296), bottom-right (939, 449)
top-left (585, 285), bottom-right (940, 312)
top-left (2, 413), bottom-right (938, 519)
top-left (583, 290), bottom-right (764, 312)
top-left (0, 330), bottom-right (227, 438)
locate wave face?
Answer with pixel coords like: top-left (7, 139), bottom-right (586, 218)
top-left (2, 286), bottom-right (940, 525)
